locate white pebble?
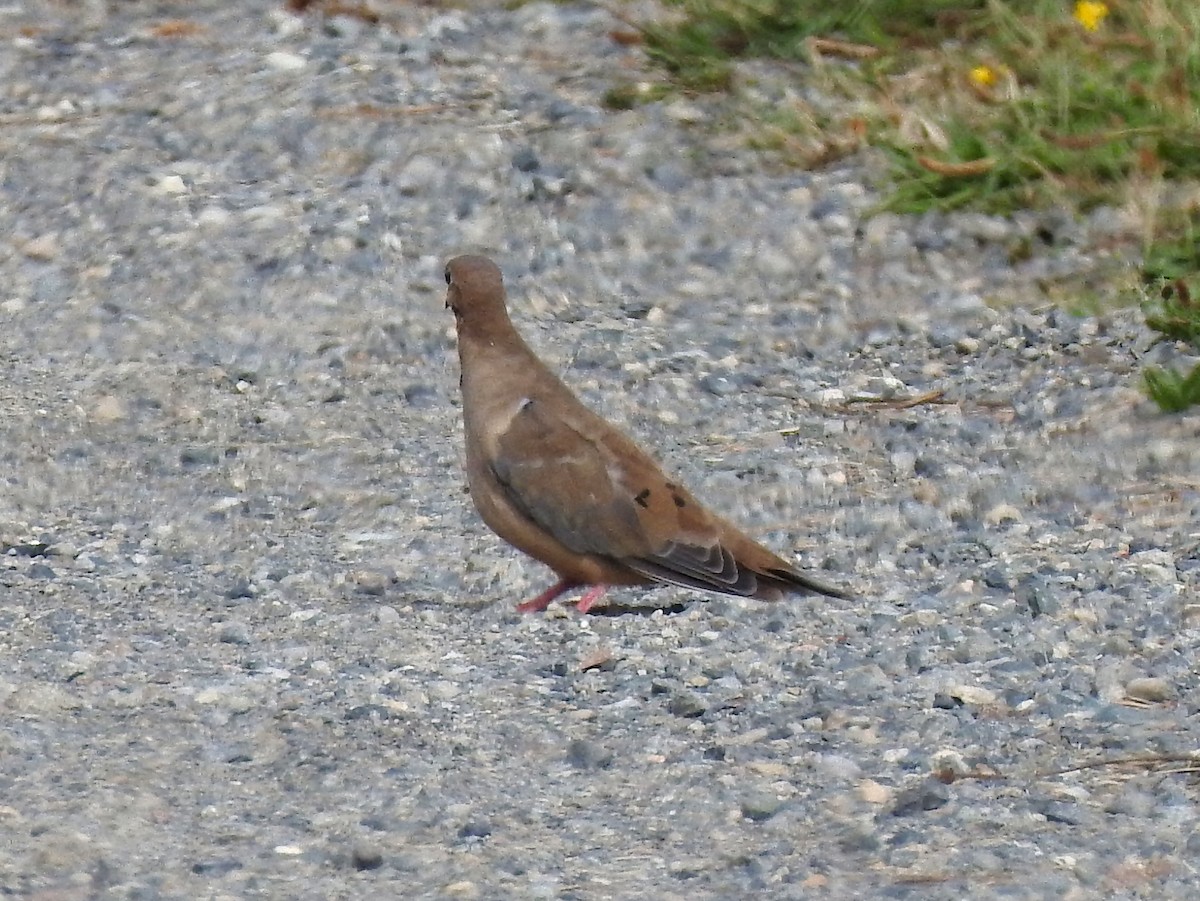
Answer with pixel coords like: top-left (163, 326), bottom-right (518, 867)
top-left (1125, 677), bottom-right (1172, 702)
top-left (955, 336), bottom-right (980, 354)
top-left (153, 175), bottom-right (188, 195)
top-left (196, 206), bottom-right (232, 228)
top-left (951, 684), bottom-right (997, 705)
top-left (266, 51), bottom-right (306, 71)
top-left (664, 101), bottom-right (706, 124)
top-left (21, 234), bottom-right (59, 261)
top-left (984, 504), bottom-right (1022, 525)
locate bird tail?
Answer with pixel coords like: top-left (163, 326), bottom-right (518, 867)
top-left (756, 566), bottom-right (851, 601)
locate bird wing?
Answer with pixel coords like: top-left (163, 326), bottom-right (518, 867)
top-left (488, 396), bottom-right (762, 595)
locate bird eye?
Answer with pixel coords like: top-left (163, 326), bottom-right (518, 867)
top-left (444, 267), bottom-right (452, 285)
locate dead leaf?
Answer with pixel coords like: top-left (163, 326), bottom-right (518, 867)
top-left (579, 647), bottom-right (615, 671)
top-left (148, 20), bottom-right (205, 38)
top-left (807, 36), bottom-right (880, 60)
top-left (858, 779), bottom-right (892, 804)
top-left (917, 156), bottom-right (995, 177)
top-left (1043, 129), bottom-right (1125, 150)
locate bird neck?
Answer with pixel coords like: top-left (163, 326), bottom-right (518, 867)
top-left (457, 307), bottom-right (517, 344)
top-left (458, 318), bottom-right (547, 399)
top-left (458, 319), bottom-right (584, 446)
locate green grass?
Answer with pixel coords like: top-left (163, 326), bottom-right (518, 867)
top-left (1143, 361), bottom-right (1200, 411)
top-left (627, 0), bottom-right (1200, 212)
top-left (1141, 274), bottom-right (1200, 411)
top-left (616, 0), bottom-right (1200, 409)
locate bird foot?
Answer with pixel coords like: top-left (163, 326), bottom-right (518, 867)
top-left (574, 585), bottom-right (608, 614)
top-left (515, 579), bottom-right (578, 613)
top-left (514, 580), bottom-right (609, 614)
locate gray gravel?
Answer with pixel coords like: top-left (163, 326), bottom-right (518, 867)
top-left (3, 1), bottom-right (1199, 898)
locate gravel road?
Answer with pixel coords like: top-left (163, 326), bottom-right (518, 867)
top-left (2, 2), bottom-right (1198, 898)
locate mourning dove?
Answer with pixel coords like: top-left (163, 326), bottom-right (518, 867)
top-left (444, 254), bottom-right (849, 613)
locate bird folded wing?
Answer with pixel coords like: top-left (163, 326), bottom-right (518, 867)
top-left (489, 398), bottom-right (761, 594)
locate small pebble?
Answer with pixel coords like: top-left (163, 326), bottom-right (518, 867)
top-left (741, 793), bottom-right (784, 822)
top-left (265, 51), bottom-right (306, 71)
top-left (1124, 677), bottom-right (1172, 703)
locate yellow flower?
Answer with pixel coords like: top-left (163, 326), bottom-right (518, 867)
top-left (1074, 1), bottom-right (1109, 32)
top-left (969, 66), bottom-right (997, 88)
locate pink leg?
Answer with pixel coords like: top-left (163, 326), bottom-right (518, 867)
top-left (516, 579), bottom-right (578, 613)
top-left (574, 585), bottom-right (609, 614)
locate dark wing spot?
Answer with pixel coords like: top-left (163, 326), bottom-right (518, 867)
top-left (634, 488), bottom-right (651, 509)
top-left (672, 493), bottom-right (686, 508)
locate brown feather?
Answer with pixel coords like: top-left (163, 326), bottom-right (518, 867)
top-left (445, 254), bottom-right (850, 610)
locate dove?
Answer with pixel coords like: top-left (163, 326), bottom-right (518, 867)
top-left (444, 254), bottom-right (849, 613)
